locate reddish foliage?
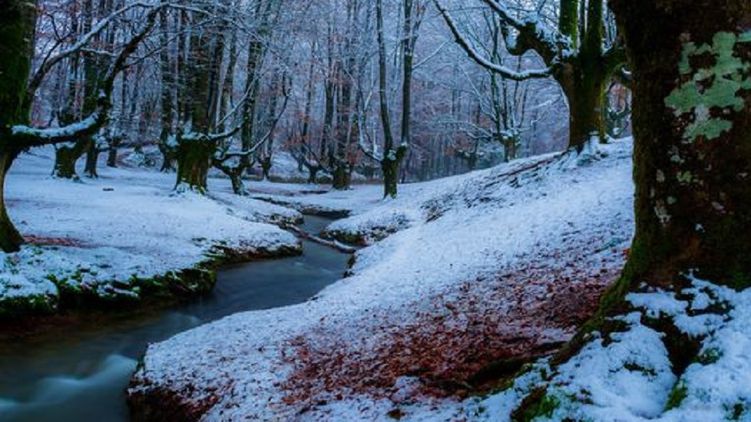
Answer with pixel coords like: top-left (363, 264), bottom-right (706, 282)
top-left (25, 235), bottom-right (86, 247)
top-left (281, 241), bottom-right (627, 408)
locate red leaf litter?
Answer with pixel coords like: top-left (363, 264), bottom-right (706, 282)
top-left (25, 235), bottom-right (85, 247)
top-left (281, 237), bottom-right (627, 409)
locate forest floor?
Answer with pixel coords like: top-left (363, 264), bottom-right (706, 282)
top-left (0, 148), bottom-right (302, 321)
top-left (129, 138), bottom-right (640, 420)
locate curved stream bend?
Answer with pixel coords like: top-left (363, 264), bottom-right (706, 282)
top-left (0, 216), bottom-right (350, 422)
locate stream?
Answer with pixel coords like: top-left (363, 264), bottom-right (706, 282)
top-left (0, 216), bottom-right (350, 421)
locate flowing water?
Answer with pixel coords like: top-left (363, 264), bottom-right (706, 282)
top-left (0, 216), bottom-right (349, 421)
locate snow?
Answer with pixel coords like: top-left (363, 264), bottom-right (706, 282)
top-left (130, 138), bottom-right (637, 420)
top-left (547, 312), bottom-right (677, 420)
top-left (523, 275), bottom-right (751, 422)
top-left (0, 147), bottom-right (301, 313)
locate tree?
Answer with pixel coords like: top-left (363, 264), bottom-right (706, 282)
top-left (607, 0), bottom-right (751, 300)
top-left (0, 0), bottom-right (161, 252)
top-left (513, 0), bottom-right (751, 416)
top-left (434, 0), bottom-right (626, 153)
top-left (369, 0), bottom-right (426, 197)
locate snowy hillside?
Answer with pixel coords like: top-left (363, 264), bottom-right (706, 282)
top-left (129, 138), bottom-right (635, 420)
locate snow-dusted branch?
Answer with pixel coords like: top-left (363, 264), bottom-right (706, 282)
top-left (13, 4), bottom-right (164, 147)
top-left (433, 0), bottom-right (551, 81)
top-left (26, 1), bottom-right (157, 100)
top-left (214, 75), bottom-right (291, 163)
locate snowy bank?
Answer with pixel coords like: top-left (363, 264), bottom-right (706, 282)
top-left (0, 149), bottom-right (301, 320)
top-left (129, 139), bottom-right (636, 420)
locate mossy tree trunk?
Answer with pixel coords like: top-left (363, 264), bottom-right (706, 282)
top-left (381, 146), bottom-right (407, 198)
top-left (84, 142), bottom-right (101, 178)
top-left (557, 0), bottom-right (609, 151)
top-left (560, 63), bottom-right (607, 151)
top-left (53, 144), bottom-right (78, 179)
top-left (0, 150), bottom-right (25, 253)
top-left (174, 9), bottom-right (219, 193)
top-left (0, 0), bottom-right (36, 252)
top-left (607, 0), bottom-right (751, 293)
top-left (175, 138), bottom-right (215, 193)
top-left (331, 165), bottom-right (351, 190)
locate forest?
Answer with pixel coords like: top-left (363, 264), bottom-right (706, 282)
top-left (0, 0), bottom-right (749, 421)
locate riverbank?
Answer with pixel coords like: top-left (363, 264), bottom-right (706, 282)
top-left (0, 148), bottom-right (302, 322)
top-left (129, 139), bottom-right (636, 420)
top-left (0, 215), bottom-right (351, 422)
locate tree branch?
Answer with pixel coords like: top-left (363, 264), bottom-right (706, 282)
top-left (13, 4), bottom-right (164, 147)
top-left (433, 0), bottom-right (552, 81)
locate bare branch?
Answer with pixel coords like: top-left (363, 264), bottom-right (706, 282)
top-left (433, 0), bottom-right (552, 81)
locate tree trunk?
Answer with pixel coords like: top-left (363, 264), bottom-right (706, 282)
top-left (175, 139), bottom-right (214, 193)
top-left (0, 150), bottom-right (25, 253)
top-left (562, 68), bottom-right (607, 151)
top-left (307, 166), bottom-right (320, 184)
top-left (84, 142), bottom-right (99, 178)
top-left (608, 0), bottom-right (751, 291)
top-left (158, 140), bottom-right (176, 172)
top-left (107, 145), bottom-right (118, 167)
top-left (260, 157), bottom-right (272, 180)
top-left (382, 146), bottom-right (407, 198)
top-left (331, 165), bottom-right (350, 190)
top-left (229, 169), bottom-right (246, 195)
top-left (54, 140), bottom-right (88, 179)
top-left (382, 159), bottom-right (399, 198)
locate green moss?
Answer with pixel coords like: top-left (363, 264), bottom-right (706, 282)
top-left (727, 402), bottom-right (747, 420)
top-left (518, 394), bottom-right (560, 421)
top-left (665, 381), bottom-right (688, 410)
top-left (696, 348), bottom-right (722, 365)
top-left (623, 362), bottom-right (657, 377)
top-left (0, 293), bottom-right (57, 319)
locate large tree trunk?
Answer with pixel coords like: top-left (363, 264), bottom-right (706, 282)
top-left (175, 139), bottom-right (214, 193)
top-left (54, 140), bottom-right (88, 179)
top-left (608, 0), bottom-right (751, 291)
top-left (0, 150), bottom-right (25, 253)
top-left (559, 0), bottom-right (608, 152)
top-left (561, 65), bottom-right (607, 151)
top-left (557, 0), bottom-right (751, 370)
top-left (331, 165), bottom-right (350, 190)
top-left (0, 0), bottom-right (35, 252)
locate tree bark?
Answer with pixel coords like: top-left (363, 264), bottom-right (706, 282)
top-left (0, 0), bottom-right (36, 252)
top-left (84, 142), bottom-right (100, 178)
top-left (107, 146), bottom-right (118, 167)
top-left (54, 140), bottom-right (88, 179)
top-left (607, 0), bottom-right (751, 291)
top-left (175, 138), bottom-right (214, 192)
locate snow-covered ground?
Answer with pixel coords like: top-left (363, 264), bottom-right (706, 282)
top-left (0, 148), bottom-right (301, 318)
top-left (129, 139), bottom-right (638, 420)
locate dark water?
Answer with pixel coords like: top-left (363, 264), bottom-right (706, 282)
top-left (0, 216), bottom-right (348, 422)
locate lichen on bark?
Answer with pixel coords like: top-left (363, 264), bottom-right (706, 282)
top-left (665, 31), bottom-right (751, 142)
